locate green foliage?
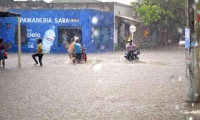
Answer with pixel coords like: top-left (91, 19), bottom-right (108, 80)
top-left (136, 4), bottom-right (174, 26)
top-left (137, 4), bottom-right (174, 26)
top-left (137, 0), bottom-right (185, 28)
top-left (132, 0), bottom-right (185, 44)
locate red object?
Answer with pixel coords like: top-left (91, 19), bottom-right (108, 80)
top-left (4, 52), bottom-right (7, 59)
top-left (82, 53), bottom-right (87, 62)
top-left (198, 14), bottom-right (200, 22)
top-left (81, 48), bottom-right (87, 62)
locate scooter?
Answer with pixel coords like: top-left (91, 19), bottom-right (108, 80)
top-left (124, 47), bottom-right (140, 61)
top-left (72, 48), bottom-right (87, 63)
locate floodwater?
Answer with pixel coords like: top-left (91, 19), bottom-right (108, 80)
top-left (0, 46), bottom-right (199, 120)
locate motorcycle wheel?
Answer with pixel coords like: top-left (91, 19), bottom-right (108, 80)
top-left (83, 53), bottom-right (87, 62)
top-left (128, 55), bottom-right (134, 61)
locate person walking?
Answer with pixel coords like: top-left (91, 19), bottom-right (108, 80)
top-left (0, 38), bottom-right (6, 68)
top-left (32, 38), bottom-right (43, 66)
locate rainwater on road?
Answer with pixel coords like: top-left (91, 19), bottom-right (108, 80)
top-left (0, 46), bottom-right (199, 120)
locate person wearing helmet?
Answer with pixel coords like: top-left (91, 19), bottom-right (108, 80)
top-left (126, 39), bottom-right (136, 51)
top-left (125, 39), bottom-right (139, 59)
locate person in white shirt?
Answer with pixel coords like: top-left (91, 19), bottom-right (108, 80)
top-left (74, 34), bottom-right (79, 42)
top-left (125, 39), bottom-right (139, 60)
top-left (126, 39), bottom-right (136, 51)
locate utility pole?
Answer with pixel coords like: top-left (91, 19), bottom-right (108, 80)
top-left (185, 0), bottom-right (200, 102)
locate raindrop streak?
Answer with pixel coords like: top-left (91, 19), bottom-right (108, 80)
top-left (93, 64), bottom-right (102, 71)
top-left (92, 17), bottom-right (98, 24)
top-left (177, 27), bottom-right (183, 34)
top-left (171, 78), bottom-right (175, 83)
top-left (178, 76), bottom-right (182, 82)
top-left (189, 116), bottom-right (193, 120)
top-left (192, 4), bottom-right (196, 10)
top-left (94, 30), bottom-right (99, 36)
top-left (175, 105), bottom-right (179, 110)
top-left (195, 93), bottom-right (198, 98)
top-left (192, 103), bottom-right (195, 107)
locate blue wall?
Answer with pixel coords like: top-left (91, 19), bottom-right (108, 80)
top-left (0, 9), bottom-right (114, 53)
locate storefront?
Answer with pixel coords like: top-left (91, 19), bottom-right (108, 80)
top-left (0, 9), bottom-right (114, 53)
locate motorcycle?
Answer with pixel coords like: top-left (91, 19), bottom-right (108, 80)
top-left (124, 47), bottom-right (140, 61)
top-left (72, 48), bottom-right (87, 63)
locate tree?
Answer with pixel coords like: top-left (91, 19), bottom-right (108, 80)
top-left (132, 0), bottom-right (185, 45)
top-left (136, 4), bottom-right (174, 26)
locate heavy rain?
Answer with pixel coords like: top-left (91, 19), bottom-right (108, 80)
top-left (0, 0), bottom-right (200, 120)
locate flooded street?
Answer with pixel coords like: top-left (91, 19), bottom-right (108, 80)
top-left (0, 46), bottom-right (199, 120)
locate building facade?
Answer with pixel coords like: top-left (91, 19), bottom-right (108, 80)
top-left (0, 1), bottom-right (142, 53)
top-left (0, 9), bottom-right (113, 53)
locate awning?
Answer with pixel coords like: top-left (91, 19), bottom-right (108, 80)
top-left (115, 15), bottom-right (143, 24)
top-left (0, 12), bottom-right (21, 17)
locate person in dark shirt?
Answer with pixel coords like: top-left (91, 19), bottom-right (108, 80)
top-left (0, 38), bottom-right (6, 68)
top-left (32, 38), bottom-right (43, 66)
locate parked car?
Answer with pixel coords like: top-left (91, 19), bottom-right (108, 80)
top-left (179, 36), bottom-right (185, 46)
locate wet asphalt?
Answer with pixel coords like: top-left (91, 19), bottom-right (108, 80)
top-left (0, 46), bottom-right (199, 120)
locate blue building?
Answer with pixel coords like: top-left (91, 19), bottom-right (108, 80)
top-left (0, 9), bottom-right (114, 53)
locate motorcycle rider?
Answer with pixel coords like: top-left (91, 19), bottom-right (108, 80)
top-left (124, 39), bottom-right (139, 60)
